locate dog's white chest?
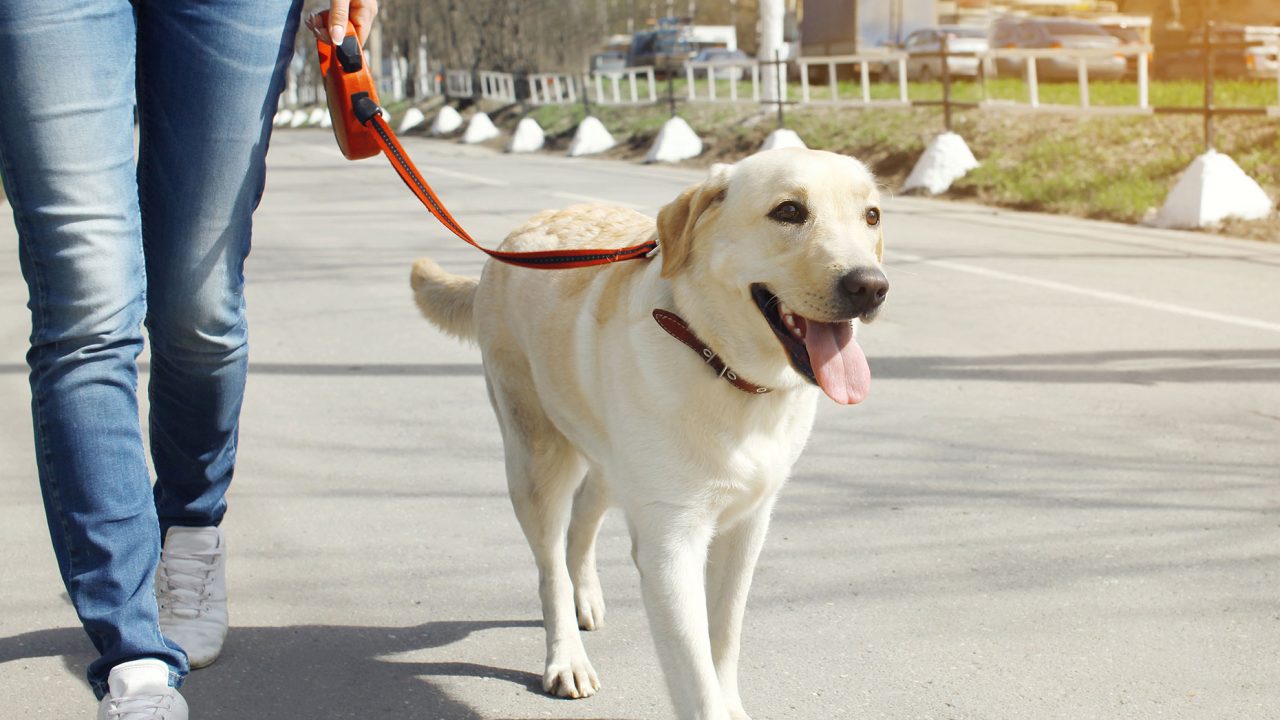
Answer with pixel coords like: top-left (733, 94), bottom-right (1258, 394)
top-left (671, 388), bottom-right (818, 519)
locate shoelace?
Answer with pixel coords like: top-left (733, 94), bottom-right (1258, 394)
top-left (157, 548), bottom-right (220, 619)
top-left (106, 693), bottom-right (173, 719)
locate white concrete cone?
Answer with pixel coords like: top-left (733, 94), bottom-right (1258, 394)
top-left (463, 113), bottom-right (500, 144)
top-left (903, 132), bottom-right (979, 195)
top-left (761, 128), bottom-right (807, 151)
top-left (307, 107), bottom-right (327, 126)
top-left (319, 111), bottom-right (333, 129)
top-left (398, 107), bottom-right (426, 133)
top-left (568, 116), bottom-right (616, 157)
top-left (273, 109), bottom-right (293, 127)
top-left (1153, 150), bottom-right (1274, 229)
top-left (645, 116), bottom-right (702, 163)
top-left (507, 118), bottom-right (545, 153)
top-left (430, 106), bottom-right (463, 135)
top-left (289, 110), bottom-right (309, 128)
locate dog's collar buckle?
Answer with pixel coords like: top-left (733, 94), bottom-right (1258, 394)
top-left (652, 309), bottom-right (771, 395)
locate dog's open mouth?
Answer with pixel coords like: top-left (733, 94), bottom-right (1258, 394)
top-left (750, 284), bottom-right (870, 405)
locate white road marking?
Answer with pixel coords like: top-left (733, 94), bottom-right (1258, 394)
top-left (424, 166), bottom-right (509, 187)
top-left (548, 191), bottom-right (644, 209)
top-left (894, 252), bottom-right (1280, 335)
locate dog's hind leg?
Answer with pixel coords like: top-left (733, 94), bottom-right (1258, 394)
top-left (491, 384), bottom-right (600, 700)
top-left (568, 468), bottom-right (610, 631)
top-left (705, 497), bottom-right (777, 720)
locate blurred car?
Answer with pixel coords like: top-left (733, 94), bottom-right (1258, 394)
top-left (1154, 24), bottom-right (1279, 80)
top-left (1245, 43), bottom-right (1279, 79)
top-left (1099, 23), bottom-right (1148, 76)
top-left (684, 47), bottom-right (753, 81)
top-left (628, 27), bottom-right (696, 76)
top-left (885, 25), bottom-right (989, 82)
top-left (590, 51), bottom-right (628, 75)
top-left (989, 17), bottom-right (1127, 81)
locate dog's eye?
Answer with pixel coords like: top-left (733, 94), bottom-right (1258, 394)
top-left (768, 201), bottom-right (808, 225)
top-left (866, 207), bottom-right (881, 227)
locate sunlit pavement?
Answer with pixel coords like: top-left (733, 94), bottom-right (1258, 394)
top-left (3, 129), bottom-right (1278, 719)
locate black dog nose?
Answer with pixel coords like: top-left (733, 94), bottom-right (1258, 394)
top-left (841, 267), bottom-right (889, 314)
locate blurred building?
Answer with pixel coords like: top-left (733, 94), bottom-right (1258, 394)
top-left (797, 0), bottom-right (941, 54)
top-left (602, 0), bottom-right (802, 54)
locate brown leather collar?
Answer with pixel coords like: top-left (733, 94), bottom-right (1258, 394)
top-left (652, 309), bottom-right (771, 395)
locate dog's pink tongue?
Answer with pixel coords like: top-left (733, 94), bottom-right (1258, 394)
top-left (803, 320), bottom-right (870, 405)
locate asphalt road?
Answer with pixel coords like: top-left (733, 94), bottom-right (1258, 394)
top-left (2, 129), bottom-right (1278, 720)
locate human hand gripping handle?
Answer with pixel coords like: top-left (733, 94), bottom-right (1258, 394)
top-left (306, 0), bottom-right (379, 46)
top-left (312, 4), bottom-right (383, 160)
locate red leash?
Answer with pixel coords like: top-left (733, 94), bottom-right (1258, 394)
top-left (316, 15), bottom-right (657, 270)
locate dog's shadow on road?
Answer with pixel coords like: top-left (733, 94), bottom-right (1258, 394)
top-left (0, 619), bottom-right (636, 720)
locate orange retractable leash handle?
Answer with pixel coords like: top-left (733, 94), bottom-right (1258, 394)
top-left (316, 14), bottom-right (382, 161)
top-left (315, 14), bottom-right (657, 270)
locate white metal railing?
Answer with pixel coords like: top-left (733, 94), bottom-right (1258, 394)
top-left (445, 70), bottom-right (473, 98)
top-left (527, 73), bottom-right (577, 105)
top-left (685, 61), bottom-right (761, 103)
top-left (478, 71), bottom-right (516, 103)
top-left (421, 73), bottom-right (442, 98)
top-left (293, 43), bottom-right (1275, 118)
top-left (588, 66), bottom-right (658, 105)
top-left (798, 52), bottom-right (911, 106)
top-left (981, 45), bottom-right (1153, 113)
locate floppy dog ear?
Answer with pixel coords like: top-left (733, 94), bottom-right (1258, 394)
top-left (657, 163), bottom-right (732, 278)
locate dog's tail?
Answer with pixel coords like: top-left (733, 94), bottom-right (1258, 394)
top-left (410, 257), bottom-right (479, 342)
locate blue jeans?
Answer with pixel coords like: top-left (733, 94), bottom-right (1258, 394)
top-left (0, 0), bottom-right (300, 698)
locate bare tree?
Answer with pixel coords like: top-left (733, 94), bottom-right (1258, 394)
top-left (358, 0), bottom-right (770, 93)
top-left (374, 0), bottom-right (607, 74)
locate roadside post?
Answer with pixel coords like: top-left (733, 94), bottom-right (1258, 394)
top-left (1203, 21), bottom-right (1216, 152)
top-left (1150, 20), bottom-right (1273, 227)
top-left (667, 71), bottom-right (677, 118)
top-left (902, 30), bottom-right (979, 195)
top-left (941, 32), bottom-right (953, 132)
top-left (775, 50), bottom-right (786, 129)
top-left (759, 51), bottom-right (807, 150)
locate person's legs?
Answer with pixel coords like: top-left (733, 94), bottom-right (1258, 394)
top-left (0, 0), bottom-right (187, 698)
top-left (135, 0), bottom-right (301, 673)
top-left (137, 0), bottom-right (301, 535)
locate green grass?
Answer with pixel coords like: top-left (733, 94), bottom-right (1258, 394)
top-left (513, 92), bottom-right (1279, 239)
top-left (794, 77), bottom-right (1279, 109)
top-left (574, 75), bottom-right (1279, 117)
top-left (399, 74), bottom-right (1280, 240)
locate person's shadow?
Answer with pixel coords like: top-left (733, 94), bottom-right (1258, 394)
top-left (0, 619), bottom-right (635, 719)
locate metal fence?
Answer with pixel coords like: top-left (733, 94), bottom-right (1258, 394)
top-left (444, 70), bottom-right (473, 99)
top-left (587, 66), bottom-right (659, 105)
top-left (684, 61), bottom-right (762, 103)
top-left (282, 26), bottom-right (1279, 145)
top-left (527, 73), bottom-right (577, 106)
top-left (982, 46), bottom-right (1153, 112)
top-left (798, 53), bottom-right (910, 106)
top-left (477, 71), bottom-right (517, 103)
top-left (288, 29), bottom-right (1277, 151)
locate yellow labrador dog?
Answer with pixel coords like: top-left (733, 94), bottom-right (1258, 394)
top-left (410, 148), bottom-right (887, 720)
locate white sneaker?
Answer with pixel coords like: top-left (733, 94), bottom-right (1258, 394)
top-left (96, 659), bottom-right (188, 720)
top-left (156, 526), bottom-right (228, 669)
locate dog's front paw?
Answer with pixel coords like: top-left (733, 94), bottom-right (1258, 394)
top-left (574, 580), bottom-right (606, 631)
top-left (543, 653), bottom-right (600, 699)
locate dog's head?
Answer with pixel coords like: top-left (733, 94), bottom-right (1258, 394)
top-left (656, 148), bottom-right (886, 405)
